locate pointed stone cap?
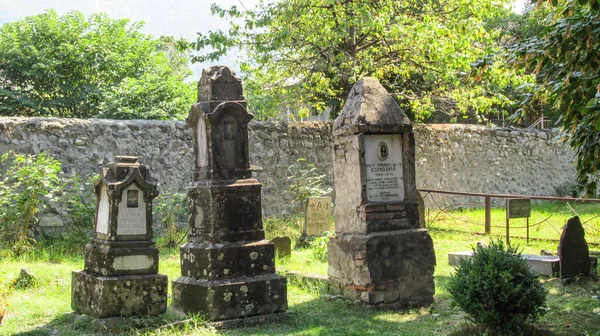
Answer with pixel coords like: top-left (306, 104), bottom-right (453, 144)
top-left (197, 65), bottom-right (244, 102)
top-left (333, 77), bottom-right (412, 135)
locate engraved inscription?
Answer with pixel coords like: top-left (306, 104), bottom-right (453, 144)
top-left (117, 185), bottom-right (147, 235)
top-left (365, 134), bottom-right (404, 202)
top-left (96, 185), bottom-right (109, 234)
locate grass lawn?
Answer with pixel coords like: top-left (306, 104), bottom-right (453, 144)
top-left (0, 212), bottom-right (599, 335)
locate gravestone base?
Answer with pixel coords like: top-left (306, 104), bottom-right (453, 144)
top-left (84, 241), bottom-right (159, 276)
top-left (71, 271), bottom-right (168, 318)
top-left (171, 273), bottom-right (287, 320)
top-left (179, 240), bottom-right (276, 279)
top-left (187, 179), bottom-right (264, 242)
top-left (328, 229), bottom-right (435, 308)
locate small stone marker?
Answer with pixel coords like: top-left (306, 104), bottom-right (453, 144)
top-left (304, 197), bottom-right (332, 236)
top-left (272, 237), bottom-right (292, 259)
top-left (71, 156), bottom-right (167, 318)
top-left (171, 66), bottom-right (287, 321)
top-left (328, 77), bottom-right (436, 308)
top-left (559, 216), bottom-right (591, 282)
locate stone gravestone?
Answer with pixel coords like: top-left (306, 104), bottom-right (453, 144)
top-left (328, 77), bottom-right (436, 308)
top-left (72, 156), bottom-right (167, 318)
top-left (271, 236), bottom-right (292, 259)
top-left (171, 66), bottom-right (287, 321)
top-left (559, 216), bottom-right (591, 282)
top-left (304, 196), bottom-right (332, 236)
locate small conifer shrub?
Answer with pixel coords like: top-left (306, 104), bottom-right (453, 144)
top-left (447, 240), bottom-right (547, 333)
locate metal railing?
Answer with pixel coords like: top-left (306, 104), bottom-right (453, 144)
top-left (418, 188), bottom-right (600, 245)
top-left (528, 116), bottom-right (552, 129)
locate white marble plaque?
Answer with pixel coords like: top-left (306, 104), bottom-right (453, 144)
top-left (117, 185), bottom-right (147, 235)
top-left (197, 117), bottom-right (208, 167)
top-left (112, 255), bottom-right (154, 271)
top-left (96, 185), bottom-right (110, 234)
top-left (365, 134), bottom-right (404, 202)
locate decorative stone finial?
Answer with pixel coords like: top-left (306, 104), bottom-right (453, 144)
top-left (197, 65), bottom-right (244, 102)
top-left (333, 77), bottom-right (412, 135)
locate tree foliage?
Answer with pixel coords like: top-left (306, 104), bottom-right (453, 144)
top-left (0, 10), bottom-right (194, 120)
top-left (509, 0), bottom-right (600, 194)
top-left (192, 0), bottom-right (527, 121)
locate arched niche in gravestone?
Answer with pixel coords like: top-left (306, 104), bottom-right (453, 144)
top-left (207, 102), bottom-right (252, 173)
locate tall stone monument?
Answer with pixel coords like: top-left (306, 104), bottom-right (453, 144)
top-left (72, 156), bottom-right (167, 318)
top-left (172, 66), bottom-right (287, 320)
top-left (328, 77), bottom-right (436, 308)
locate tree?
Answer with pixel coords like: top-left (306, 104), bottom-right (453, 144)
top-left (192, 0), bottom-right (526, 121)
top-left (0, 10), bottom-right (194, 120)
top-left (509, 0), bottom-right (600, 194)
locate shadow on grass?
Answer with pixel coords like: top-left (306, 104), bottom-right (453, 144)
top-left (13, 275), bottom-right (596, 336)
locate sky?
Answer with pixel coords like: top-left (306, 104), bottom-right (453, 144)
top-left (0, 0), bottom-right (262, 78)
top-left (0, 0), bottom-right (526, 78)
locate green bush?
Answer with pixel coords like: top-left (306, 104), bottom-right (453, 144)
top-left (154, 191), bottom-right (187, 248)
top-left (0, 151), bottom-right (63, 255)
top-left (309, 232), bottom-right (330, 262)
top-left (286, 158), bottom-right (332, 213)
top-left (446, 240), bottom-right (548, 333)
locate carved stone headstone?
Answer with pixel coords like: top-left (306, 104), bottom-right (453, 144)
top-left (272, 237), bottom-right (292, 259)
top-left (559, 216), bottom-right (590, 282)
top-left (304, 197), bottom-right (332, 236)
top-left (172, 66), bottom-right (287, 320)
top-left (71, 156), bottom-right (167, 318)
top-left (328, 77), bottom-right (436, 308)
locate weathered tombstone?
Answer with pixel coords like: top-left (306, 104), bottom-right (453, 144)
top-left (559, 216), bottom-right (591, 282)
top-left (328, 77), bottom-right (436, 308)
top-left (271, 237), bottom-right (292, 258)
top-left (271, 236), bottom-right (292, 259)
top-left (171, 66), bottom-right (287, 321)
top-left (71, 156), bottom-right (167, 318)
top-left (304, 196), bottom-right (332, 236)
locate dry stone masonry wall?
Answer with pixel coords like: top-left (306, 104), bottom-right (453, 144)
top-left (414, 124), bottom-right (576, 207)
top-left (0, 118), bottom-right (575, 218)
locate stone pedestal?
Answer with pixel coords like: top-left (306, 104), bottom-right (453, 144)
top-left (71, 156), bottom-right (167, 318)
top-left (72, 272), bottom-right (168, 318)
top-left (172, 66), bottom-right (287, 320)
top-left (328, 77), bottom-right (436, 308)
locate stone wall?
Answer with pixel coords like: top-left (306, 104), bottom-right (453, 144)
top-left (0, 117), bottom-right (333, 219)
top-left (0, 118), bottom-right (576, 223)
top-left (413, 124), bottom-right (576, 208)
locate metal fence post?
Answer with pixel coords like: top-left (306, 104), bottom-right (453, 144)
top-left (485, 196), bottom-right (491, 234)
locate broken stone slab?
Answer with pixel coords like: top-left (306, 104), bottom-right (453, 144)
top-left (448, 251), bottom-right (598, 277)
top-left (15, 268), bottom-right (37, 289)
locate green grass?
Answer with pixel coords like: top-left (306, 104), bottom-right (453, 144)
top-left (1, 212), bottom-right (599, 335)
